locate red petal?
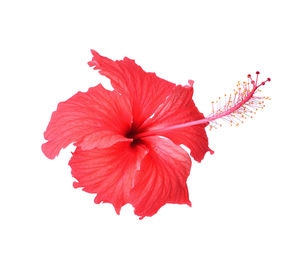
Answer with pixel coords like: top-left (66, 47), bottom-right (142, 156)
top-left (141, 84), bottom-right (213, 162)
top-left (69, 142), bottom-right (148, 214)
top-left (89, 50), bottom-right (175, 127)
top-left (130, 136), bottom-right (191, 219)
top-left (42, 84), bottom-right (132, 159)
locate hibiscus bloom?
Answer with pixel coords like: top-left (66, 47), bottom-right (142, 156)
top-left (42, 50), bottom-right (270, 219)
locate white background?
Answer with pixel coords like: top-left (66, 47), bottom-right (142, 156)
top-left (1, 0), bottom-right (299, 252)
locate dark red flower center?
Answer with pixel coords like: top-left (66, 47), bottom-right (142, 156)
top-left (125, 124), bottom-right (143, 146)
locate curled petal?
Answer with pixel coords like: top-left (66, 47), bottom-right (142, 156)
top-left (130, 136), bottom-right (191, 219)
top-left (69, 142), bottom-right (148, 214)
top-left (42, 84), bottom-right (132, 159)
top-left (76, 131), bottom-right (130, 150)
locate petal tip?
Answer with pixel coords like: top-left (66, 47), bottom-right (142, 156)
top-left (90, 49), bottom-right (98, 56)
top-left (94, 196), bottom-right (102, 204)
top-left (73, 181), bottom-right (80, 188)
top-left (188, 79), bottom-right (194, 86)
top-left (114, 206), bottom-right (121, 215)
top-left (41, 142), bottom-right (56, 160)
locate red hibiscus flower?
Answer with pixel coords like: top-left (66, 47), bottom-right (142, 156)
top-left (42, 50), bottom-right (270, 219)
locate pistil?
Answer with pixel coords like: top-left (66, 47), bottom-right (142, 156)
top-left (136, 72), bottom-right (271, 138)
